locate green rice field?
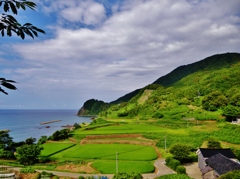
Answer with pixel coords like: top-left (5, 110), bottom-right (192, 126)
top-left (51, 144), bottom-right (157, 161)
top-left (40, 143), bottom-right (75, 157)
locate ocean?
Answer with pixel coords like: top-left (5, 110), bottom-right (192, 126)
top-left (0, 109), bottom-right (92, 142)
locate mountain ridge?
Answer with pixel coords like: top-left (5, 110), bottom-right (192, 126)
top-left (78, 52), bottom-right (240, 117)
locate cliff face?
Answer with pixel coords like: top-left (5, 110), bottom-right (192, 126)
top-left (77, 99), bottom-right (110, 116)
top-left (77, 106), bottom-right (87, 116)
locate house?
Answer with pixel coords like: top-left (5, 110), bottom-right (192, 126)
top-left (196, 148), bottom-right (238, 179)
top-left (205, 153), bottom-right (240, 178)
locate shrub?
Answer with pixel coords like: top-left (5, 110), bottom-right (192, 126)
top-left (152, 112), bottom-right (164, 119)
top-left (219, 170), bottom-right (240, 178)
top-left (157, 174), bottom-right (192, 179)
top-left (78, 176), bottom-right (85, 179)
top-left (113, 172), bottom-right (143, 179)
top-left (165, 157), bottom-right (181, 170)
top-left (20, 167), bottom-right (35, 173)
top-left (169, 144), bottom-right (192, 163)
top-left (176, 166), bottom-right (186, 174)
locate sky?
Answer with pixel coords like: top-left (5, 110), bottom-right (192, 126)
top-left (0, 0), bottom-right (240, 109)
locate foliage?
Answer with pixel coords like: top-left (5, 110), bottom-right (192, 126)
top-left (113, 172), bottom-right (142, 179)
top-left (79, 53), bottom-right (240, 120)
top-left (49, 129), bottom-right (70, 141)
top-left (207, 139), bottom-right (222, 149)
top-left (37, 136), bottom-right (48, 145)
top-left (78, 99), bottom-right (110, 115)
top-left (41, 171), bottom-right (54, 178)
top-left (20, 167), bottom-right (35, 173)
top-left (176, 166), bottom-right (186, 174)
top-left (202, 91), bottom-right (227, 111)
top-left (169, 144), bottom-right (192, 162)
top-left (73, 123), bottom-right (81, 129)
top-left (0, 131), bottom-right (13, 150)
top-left (0, 131), bottom-right (15, 159)
top-left (25, 137), bottom-right (36, 144)
top-left (0, 78), bottom-right (17, 95)
top-left (152, 112), bottom-right (164, 119)
top-left (0, 0), bottom-right (45, 39)
top-left (16, 144), bottom-right (43, 165)
top-left (157, 174), bottom-right (192, 179)
top-left (222, 105), bottom-right (240, 121)
top-left (165, 157), bottom-right (181, 170)
top-left (219, 170), bottom-right (240, 179)
top-left (229, 92), bottom-right (240, 107)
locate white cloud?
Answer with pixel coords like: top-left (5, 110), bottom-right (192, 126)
top-left (2, 0), bottom-right (240, 108)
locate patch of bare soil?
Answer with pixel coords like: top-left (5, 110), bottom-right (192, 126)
top-left (81, 134), bottom-right (155, 146)
top-left (184, 162), bottom-right (202, 179)
top-left (55, 162), bottom-right (96, 173)
top-left (18, 172), bottom-right (40, 179)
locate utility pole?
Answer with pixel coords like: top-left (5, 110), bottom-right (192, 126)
top-left (165, 136), bottom-right (167, 152)
top-left (116, 151), bottom-right (118, 174)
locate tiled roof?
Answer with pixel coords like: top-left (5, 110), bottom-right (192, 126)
top-left (206, 153), bottom-right (240, 175)
top-left (198, 148), bottom-right (236, 158)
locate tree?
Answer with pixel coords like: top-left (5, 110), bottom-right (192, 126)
top-left (25, 137), bottom-right (36, 145)
top-left (16, 144), bottom-right (43, 165)
top-left (1, 0), bottom-right (45, 94)
top-left (222, 105), bottom-right (240, 122)
top-left (202, 91), bottom-right (227, 111)
top-left (169, 144), bottom-right (192, 163)
top-left (0, 131), bottom-right (13, 150)
top-left (207, 139), bottom-right (222, 149)
top-left (0, 78), bottom-right (17, 95)
top-left (49, 129), bottom-right (70, 141)
top-left (37, 135), bottom-right (48, 145)
top-left (0, 0), bottom-right (45, 39)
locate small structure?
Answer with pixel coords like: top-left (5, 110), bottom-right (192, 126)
top-left (206, 153), bottom-right (240, 178)
top-left (196, 148), bottom-right (238, 179)
top-left (0, 167), bottom-right (15, 179)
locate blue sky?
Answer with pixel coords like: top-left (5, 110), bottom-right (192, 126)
top-left (1, 0), bottom-right (240, 109)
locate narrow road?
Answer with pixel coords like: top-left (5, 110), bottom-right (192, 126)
top-left (142, 159), bottom-right (174, 179)
top-left (1, 159), bottom-right (173, 179)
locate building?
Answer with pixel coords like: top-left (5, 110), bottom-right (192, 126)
top-left (196, 148), bottom-right (239, 179)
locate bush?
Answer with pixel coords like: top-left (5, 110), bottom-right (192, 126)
top-left (219, 170), bottom-right (240, 178)
top-left (176, 166), bottom-right (186, 174)
top-left (157, 174), bottom-right (192, 179)
top-left (20, 167), bottom-right (35, 173)
top-left (169, 144), bottom-right (192, 163)
top-left (165, 157), bottom-right (181, 170)
top-left (78, 176), bottom-right (85, 179)
top-left (152, 112), bottom-right (164, 119)
top-left (113, 172), bottom-right (142, 179)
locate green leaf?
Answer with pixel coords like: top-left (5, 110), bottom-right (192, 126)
top-left (3, 2), bottom-right (9, 12)
top-left (9, 1), bottom-right (18, 14)
top-left (1, 82), bottom-right (17, 90)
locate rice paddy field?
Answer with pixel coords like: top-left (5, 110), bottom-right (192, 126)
top-left (25, 119), bottom-right (240, 174)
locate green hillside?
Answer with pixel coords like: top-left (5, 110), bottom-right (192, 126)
top-left (78, 52), bottom-right (240, 121)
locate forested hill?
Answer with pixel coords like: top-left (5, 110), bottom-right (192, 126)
top-left (153, 52), bottom-right (240, 86)
top-left (78, 52), bottom-right (240, 117)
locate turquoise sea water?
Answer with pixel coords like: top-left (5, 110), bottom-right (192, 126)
top-left (0, 109), bottom-right (91, 142)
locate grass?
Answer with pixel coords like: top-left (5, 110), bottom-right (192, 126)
top-left (92, 160), bottom-right (154, 174)
top-left (40, 143), bottom-right (75, 157)
top-left (53, 144), bottom-right (157, 161)
top-left (72, 123), bottom-right (188, 135)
